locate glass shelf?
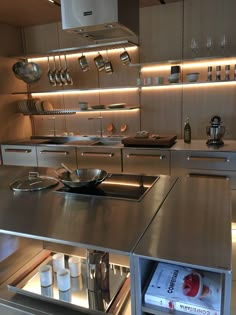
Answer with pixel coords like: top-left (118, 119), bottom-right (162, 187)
top-left (12, 86), bottom-right (139, 95)
top-left (21, 107), bottom-right (139, 116)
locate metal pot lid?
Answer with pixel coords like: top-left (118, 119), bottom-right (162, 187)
top-left (10, 172), bottom-right (59, 192)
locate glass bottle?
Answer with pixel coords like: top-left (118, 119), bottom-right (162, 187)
top-left (207, 66), bottom-right (212, 81)
top-left (216, 66), bottom-right (221, 81)
top-left (225, 65), bottom-right (230, 81)
top-left (184, 118), bottom-right (191, 143)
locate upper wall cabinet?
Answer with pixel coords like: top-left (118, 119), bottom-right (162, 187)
top-left (139, 2), bottom-right (183, 63)
top-left (183, 0), bottom-right (236, 59)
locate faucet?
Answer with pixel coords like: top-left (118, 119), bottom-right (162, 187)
top-left (88, 115), bottom-right (103, 138)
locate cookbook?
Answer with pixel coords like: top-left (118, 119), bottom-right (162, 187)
top-left (144, 262), bottom-right (222, 315)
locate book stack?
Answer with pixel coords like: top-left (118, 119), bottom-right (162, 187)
top-left (144, 262), bottom-right (222, 315)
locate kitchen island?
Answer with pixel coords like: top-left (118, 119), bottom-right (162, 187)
top-left (0, 165), bottom-right (232, 315)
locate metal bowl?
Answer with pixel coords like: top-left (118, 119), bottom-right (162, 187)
top-left (55, 168), bottom-right (108, 188)
top-left (12, 61), bottom-right (42, 83)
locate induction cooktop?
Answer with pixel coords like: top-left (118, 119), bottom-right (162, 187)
top-left (56, 173), bottom-right (159, 201)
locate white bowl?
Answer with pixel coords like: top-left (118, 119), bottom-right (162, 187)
top-left (79, 101), bottom-right (88, 110)
top-left (168, 73), bottom-right (180, 83)
top-left (186, 72), bottom-right (199, 82)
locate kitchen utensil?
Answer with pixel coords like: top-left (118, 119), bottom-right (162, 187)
top-left (64, 55), bottom-right (73, 85)
top-left (78, 54), bottom-right (90, 72)
top-left (60, 163), bottom-right (79, 182)
top-left (12, 61), bottom-right (42, 84)
top-left (47, 56), bottom-right (56, 86)
top-left (55, 168), bottom-right (108, 188)
top-left (206, 115), bottom-right (225, 146)
top-left (104, 51), bottom-right (113, 74)
top-left (120, 49), bottom-right (131, 65)
top-left (79, 101), bottom-right (88, 110)
top-left (53, 56), bottom-right (62, 86)
top-left (9, 172), bottom-right (59, 191)
top-left (120, 123), bottom-right (127, 135)
top-left (91, 105), bottom-right (106, 110)
top-left (108, 103), bottom-right (126, 109)
top-left (168, 73), bottom-right (180, 83)
top-left (107, 123), bottom-right (114, 135)
top-left (59, 55), bottom-right (67, 85)
top-left (94, 53), bottom-right (105, 72)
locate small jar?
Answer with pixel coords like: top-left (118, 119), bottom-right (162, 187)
top-left (225, 65), bottom-right (230, 81)
top-left (216, 66), bottom-right (221, 81)
top-left (207, 66), bottom-right (212, 81)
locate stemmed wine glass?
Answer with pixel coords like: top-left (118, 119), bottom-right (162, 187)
top-left (206, 36), bottom-right (213, 56)
top-left (220, 34), bottom-right (227, 56)
top-left (190, 38), bottom-right (199, 56)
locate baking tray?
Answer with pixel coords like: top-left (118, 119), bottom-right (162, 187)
top-left (8, 253), bottom-right (130, 314)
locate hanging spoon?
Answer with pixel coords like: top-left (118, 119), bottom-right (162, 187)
top-left (107, 123), bottom-right (114, 136)
top-left (120, 123), bottom-right (127, 135)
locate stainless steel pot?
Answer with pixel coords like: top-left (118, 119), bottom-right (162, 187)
top-left (55, 168), bottom-right (108, 188)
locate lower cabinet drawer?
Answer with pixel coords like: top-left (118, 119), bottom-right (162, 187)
top-left (171, 150), bottom-right (236, 171)
top-left (171, 167), bottom-right (236, 188)
top-left (77, 147), bottom-right (122, 173)
top-left (122, 148), bottom-right (170, 175)
top-left (1, 145), bottom-right (37, 166)
top-left (37, 146), bottom-right (77, 169)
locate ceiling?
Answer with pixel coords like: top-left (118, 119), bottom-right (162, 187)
top-left (0, 0), bottom-right (180, 28)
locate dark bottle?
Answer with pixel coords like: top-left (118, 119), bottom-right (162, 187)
top-left (216, 65), bottom-right (221, 81)
top-left (184, 117), bottom-right (191, 143)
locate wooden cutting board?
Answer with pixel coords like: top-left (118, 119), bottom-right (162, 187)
top-left (122, 134), bottom-right (177, 147)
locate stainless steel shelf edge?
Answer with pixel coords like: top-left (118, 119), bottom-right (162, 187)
top-left (11, 40), bottom-right (138, 59)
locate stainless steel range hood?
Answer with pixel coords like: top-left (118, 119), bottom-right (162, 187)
top-left (60, 0), bottom-right (139, 41)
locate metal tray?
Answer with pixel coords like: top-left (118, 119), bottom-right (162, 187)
top-left (8, 253), bottom-right (130, 314)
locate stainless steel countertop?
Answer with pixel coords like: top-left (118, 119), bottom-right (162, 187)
top-left (2, 138), bottom-right (236, 151)
top-left (0, 166), bottom-right (177, 255)
top-left (134, 176), bottom-right (232, 271)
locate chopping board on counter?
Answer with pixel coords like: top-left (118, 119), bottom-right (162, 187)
top-left (122, 134), bottom-right (177, 148)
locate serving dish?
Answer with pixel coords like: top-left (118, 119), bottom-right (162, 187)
top-left (91, 105), bottom-right (106, 110)
top-left (108, 103), bottom-right (126, 109)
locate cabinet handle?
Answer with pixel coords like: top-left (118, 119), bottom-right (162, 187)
top-left (188, 173), bottom-right (229, 180)
top-left (81, 152), bottom-right (114, 157)
top-left (4, 148), bottom-right (31, 153)
top-left (127, 153), bottom-right (165, 160)
top-left (187, 156), bottom-right (230, 163)
top-left (39, 150), bottom-right (69, 155)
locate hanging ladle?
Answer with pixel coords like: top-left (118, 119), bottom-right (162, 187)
top-left (47, 56), bottom-right (56, 86)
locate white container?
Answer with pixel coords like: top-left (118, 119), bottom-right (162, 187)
top-left (186, 72), bottom-right (200, 82)
top-left (153, 76), bottom-right (164, 85)
top-left (39, 265), bottom-right (53, 287)
top-left (57, 268), bottom-right (71, 291)
top-left (52, 253), bottom-right (65, 273)
top-left (143, 77), bottom-right (152, 86)
top-left (68, 256), bottom-right (82, 277)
